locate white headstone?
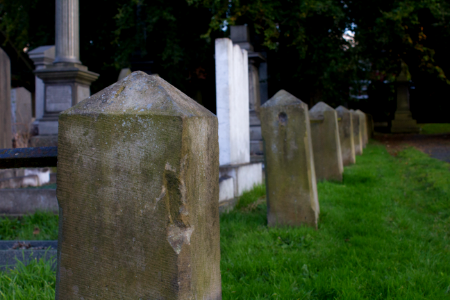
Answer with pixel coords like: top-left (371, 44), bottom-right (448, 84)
top-left (215, 38), bottom-right (249, 165)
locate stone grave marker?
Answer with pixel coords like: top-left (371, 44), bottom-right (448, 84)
top-left (350, 109), bottom-right (363, 155)
top-left (56, 71), bottom-right (221, 299)
top-left (0, 47), bottom-right (12, 149)
top-left (336, 106), bottom-right (355, 166)
top-left (356, 109), bottom-right (368, 147)
top-left (309, 102), bottom-right (343, 182)
top-left (11, 87), bottom-right (33, 137)
top-left (261, 90), bottom-right (319, 228)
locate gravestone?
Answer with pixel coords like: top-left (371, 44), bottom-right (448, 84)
top-left (391, 61), bottom-right (420, 133)
top-left (310, 102), bottom-right (343, 182)
top-left (336, 106), bottom-right (355, 166)
top-left (11, 88), bottom-right (33, 137)
top-left (356, 109), bottom-right (368, 147)
top-left (118, 68), bottom-right (131, 81)
top-left (0, 48), bottom-right (12, 149)
top-left (261, 90), bottom-right (319, 228)
top-left (56, 72), bottom-right (221, 299)
top-left (350, 109), bottom-right (363, 155)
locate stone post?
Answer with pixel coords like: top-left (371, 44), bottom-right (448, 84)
top-left (391, 61), bottom-right (420, 133)
top-left (356, 109), bottom-right (368, 147)
top-left (56, 72), bottom-right (221, 299)
top-left (350, 109), bottom-right (363, 155)
top-left (261, 90), bottom-right (319, 228)
top-left (309, 102), bottom-right (343, 182)
top-left (33, 0), bottom-right (98, 147)
top-left (0, 47), bottom-right (12, 149)
top-left (336, 106), bottom-right (355, 166)
top-left (28, 45), bottom-right (55, 122)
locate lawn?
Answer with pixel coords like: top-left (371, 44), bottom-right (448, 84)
top-left (420, 123), bottom-right (450, 135)
top-left (1, 143), bottom-right (449, 299)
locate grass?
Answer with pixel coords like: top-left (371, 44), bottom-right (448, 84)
top-left (1, 143), bottom-right (450, 299)
top-left (0, 212), bottom-right (59, 240)
top-left (420, 123), bottom-right (450, 134)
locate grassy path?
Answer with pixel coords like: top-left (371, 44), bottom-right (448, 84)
top-left (1, 143), bottom-right (449, 299)
top-left (221, 144), bottom-right (450, 299)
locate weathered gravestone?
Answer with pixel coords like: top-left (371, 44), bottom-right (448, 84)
top-left (336, 106), bottom-right (355, 166)
top-left (0, 47), bottom-right (12, 149)
top-left (11, 87), bottom-right (33, 138)
top-left (350, 109), bottom-right (363, 155)
top-left (356, 109), bottom-right (368, 147)
top-left (56, 71), bottom-right (221, 299)
top-left (309, 102), bottom-right (343, 182)
top-left (261, 90), bottom-right (319, 228)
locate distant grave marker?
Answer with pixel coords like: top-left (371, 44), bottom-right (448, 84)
top-left (336, 106), bottom-right (356, 166)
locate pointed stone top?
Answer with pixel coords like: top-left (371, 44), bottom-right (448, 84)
top-left (355, 109), bottom-right (365, 115)
top-left (63, 71), bottom-right (215, 118)
top-left (261, 90), bottom-right (306, 108)
top-left (309, 101), bottom-right (335, 119)
top-left (335, 105), bottom-right (349, 112)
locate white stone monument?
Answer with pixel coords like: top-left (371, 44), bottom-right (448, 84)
top-left (215, 38), bottom-right (263, 207)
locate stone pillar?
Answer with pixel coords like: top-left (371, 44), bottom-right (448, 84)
top-left (230, 25), bottom-right (267, 160)
top-left (336, 106), bottom-right (355, 166)
top-left (33, 0), bottom-right (98, 147)
top-left (350, 109), bottom-right (363, 155)
top-left (11, 87), bottom-right (33, 138)
top-left (261, 90), bottom-right (319, 228)
top-left (356, 109), bottom-right (368, 147)
top-left (0, 47), bottom-right (12, 149)
top-left (56, 72), bottom-right (221, 299)
top-left (391, 61), bottom-right (420, 133)
top-left (309, 102), bottom-right (343, 182)
top-left (215, 38), bottom-right (249, 165)
top-left (28, 45), bottom-right (55, 122)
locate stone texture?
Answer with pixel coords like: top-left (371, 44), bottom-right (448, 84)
top-left (219, 163), bottom-right (263, 198)
top-left (356, 109), bottom-right (368, 147)
top-left (309, 102), bottom-right (343, 182)
top-left (215, 38), bottom-right (249, 165)
top-left (0, 47), bottom-right (12, 149)
top-left (336, 106), bottom-right (356, 166)
top-left (56, 71), bottom-right (221, 299)
top-left (350, 109), bottom-right (363, 155)
top-left (0, 189), bottom-right (58, 216)
top-left (261, 90), bottom-right (319, 228)
top-left (391, 61), bottom-right (420, 133)
top-left (11, 87), bottom-right (33, 135)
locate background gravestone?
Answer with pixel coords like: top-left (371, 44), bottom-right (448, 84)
top-left (0, 47), bottom-right (12, 149)
top-left (356, 109), bottom-right (368, 147)
top-left (336, 106), bottom-right (355, 166)
top-left (350, 109), bottom-right (363, 155)
top-left (56, 72), bottom-right (221, 299)
top-left (310, 102), bottom-right (343, 182)
top-left (11, 88), bottom-right (33, 138)
top-left (261, 90), bottom-right (319, 228)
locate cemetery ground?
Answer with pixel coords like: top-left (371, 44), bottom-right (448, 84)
top-left (0, 143), bottom-right (450, 299)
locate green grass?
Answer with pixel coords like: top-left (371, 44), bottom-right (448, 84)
top-left (420, 123), bottom-right (450, 134)
top-left (0, 212), bottom-right (59, 240)
top-left (1, 144), bottom-right (450, 299)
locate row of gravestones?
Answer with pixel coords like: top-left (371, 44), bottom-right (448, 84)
top-left (47, 71), bottom-right (372, 299)
top-left (261, 90), bottom-right (372, 229)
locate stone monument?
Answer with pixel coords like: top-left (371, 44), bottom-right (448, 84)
top-left (391, 61), bottom-right (420, 133)
top-left (215, 37), bottom-right (263, 207)
top-left (309, 102), bottom-right (343, 182)
top-left (0, 47), bottom-right (12, 149)
top-left (336, 106), bottom-right (355, 166)
top-left (350, 109), bottom-right (363, 155)
top-left (33, 0), bottom-right (98, 147)
top-left (11, 88), bottom-right (33, 144)
top-left (356, 109), bottom-right (368, 147)
top-left (261, 90), bottom-right (319, 228)
top-left (56, 72), bottom-right (221, 299)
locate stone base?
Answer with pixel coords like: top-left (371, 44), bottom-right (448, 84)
top-left (30, 135), bottom-right (58, 147)
top-left (219, 162), bottom-right (263, 202)
top-left (0, 189), bottom-right (58, 216)
top-left (391, 120), bottom-right (420, 133)
top-left (0, 240), bottom-right (57, 271)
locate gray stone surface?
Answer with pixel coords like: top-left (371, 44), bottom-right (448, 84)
top-left (0, 175), bottom-right (40, 189)
top-left (56, 71), bottom-right (221, 299)
top-left (261, 90), bottom-right (319, 228)
top-left (54, 0), bottom-right (80, 64)
top-left (336, 106), bottom-right (355, 166)
top-left (356, 109), bottom-right (368, 147)
top-left (350, 109), bottom-right (363, 155)
top-left (0, 189), bottom-right (58, 215)
top-left (0, 240), bottom-right (57, 271)
top-left (309, 102), bottom-right (343, 182)
top-left (11, 87), bottom-right (33, 136)
top-left (0, 47), bottom-right (12, 149)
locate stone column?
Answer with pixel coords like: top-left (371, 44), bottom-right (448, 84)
top-left (0, 47), bottom-right (12, 149)
top-left (391, 61), bottom-right (420, 133)
top-left (350, 109), bottom-right (363, 155)
top-left (56, 72), bottom-right (221, 299)
top-left (310, 102), bottom-right (343, 182)
top-left (336, 106), bottom-right (355, 166)
top-left (33, 0), bottom-right (98, 147)
top-left (261, 90), bottom-right (319, 228)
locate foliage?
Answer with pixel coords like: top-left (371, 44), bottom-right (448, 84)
top-left (0, 212), bottom-right (59, 240)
